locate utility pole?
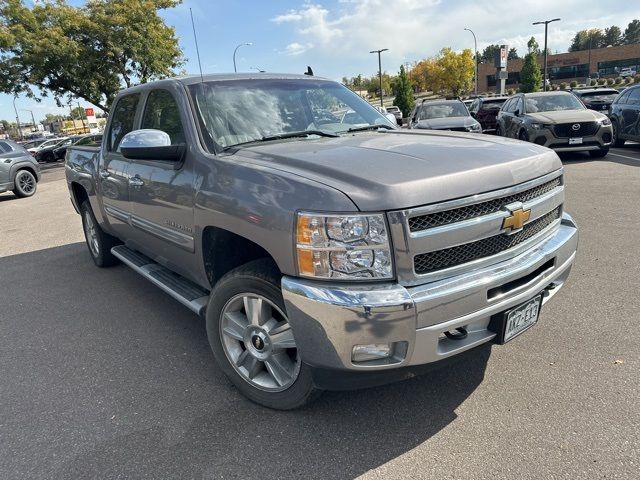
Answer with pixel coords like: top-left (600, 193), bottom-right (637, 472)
top-left (464, 28), bottom-right (478, 96)
top-left (533, 18), bottom-right (560, 91)
top-left (77, 101), bottom-right (86, 133)
top-left (12, 96), bottom-right (23, 140)
top-left (369, 48), bottom-right (388, 108)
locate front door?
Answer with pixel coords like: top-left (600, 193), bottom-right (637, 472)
top-left (127, 88), bottom-right (196, 267)
top-left (99, 93), bottom-right (141, 240)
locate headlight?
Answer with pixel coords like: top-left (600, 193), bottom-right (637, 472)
top-left (468, 123), bottom-right (482, 132)
top-left (532, 123), bottom-right (553, 130)
top-left (598, 117), bottom-right (611, 126)
top-left (296, 213), bottom-right (393, 280)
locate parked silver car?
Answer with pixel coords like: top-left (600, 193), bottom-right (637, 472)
top-left (409, 99), bottom-right (482, 132)
top-left (496, 91), bottom-right (613, 158)
top-left (0, 139), bottom-right (41, 198)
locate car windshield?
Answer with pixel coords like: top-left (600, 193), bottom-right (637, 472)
top-left (188, 78), bottom-right (394, 149)
top-left (579, 91), bottom-right (618, 102)
top-left (480, 99), bottom-right (507, 110)
top-left (39, 138), bottom-right (63, 149)
top-left (525, 94), bottom-right (585, 113)
top-left (419, 103), bottom-right (468, 119)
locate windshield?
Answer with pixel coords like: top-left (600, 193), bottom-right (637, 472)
top-left (188, 79), bottom-right (394, 150)
top-left (579, 91), bottom-right (618, 102)
top-left (525, 94), bottom-right (585, 113)
top-left (419, 103), bottom-right (468, 120)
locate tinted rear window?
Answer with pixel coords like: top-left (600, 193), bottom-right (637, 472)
top-left (480, 99), bottom-right (507, 110)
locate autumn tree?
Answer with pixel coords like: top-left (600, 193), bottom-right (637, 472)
top-left (0, 0), bottom-right (184, 112)
top-left (520, 37), bottom-right (542, 93)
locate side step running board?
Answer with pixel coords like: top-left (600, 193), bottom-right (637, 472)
top-left (111, 245), bottom-right (209, 316)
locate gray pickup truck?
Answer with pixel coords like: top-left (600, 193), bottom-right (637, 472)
top-left (66, 74), bottom-right (578, 409)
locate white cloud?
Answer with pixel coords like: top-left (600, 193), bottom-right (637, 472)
top-left (271, 0), bottom-right (639, 78)
top-left (281, 42), bottom-right (314, 56)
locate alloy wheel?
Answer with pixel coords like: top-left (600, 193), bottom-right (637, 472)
top-left (83, 210), bottom-right (100, 258)
top-left (17, 171), bottom-right (35, 194)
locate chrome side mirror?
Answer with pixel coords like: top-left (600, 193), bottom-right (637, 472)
top-left (119, 129), bottom-right (184, 162)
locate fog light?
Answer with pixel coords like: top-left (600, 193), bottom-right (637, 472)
top-left (352, 343), bottom-right (392, 362)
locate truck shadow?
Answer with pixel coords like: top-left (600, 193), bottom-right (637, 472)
top-left (1, 243), bottom-right (490, 480)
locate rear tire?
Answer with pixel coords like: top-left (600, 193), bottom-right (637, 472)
top-left (611, 121), bottom-right (625, 147)
top-left (206, 259), bottom-right (321, 410)
top-left (12, 169), bottom-right (37, 198)
top-left (496, 125), bottom-right (503, 137)
top-left (518, 130), bottom-right (529, 142)
top-left (80, 201), bottom-right (120, 267)
top-left (589, 147), bottom-right (609, 158)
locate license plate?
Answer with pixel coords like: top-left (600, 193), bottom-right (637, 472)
top-left (489, 295), bottom-right (542, 344)
top-left (569, 137), bottom-right (583, 145)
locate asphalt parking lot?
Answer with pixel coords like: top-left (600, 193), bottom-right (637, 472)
top-left (1, 147), bottom-right (639, 479)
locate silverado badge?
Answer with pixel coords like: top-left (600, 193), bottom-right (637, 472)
top-left (502, 207), bottom-right (531, 232)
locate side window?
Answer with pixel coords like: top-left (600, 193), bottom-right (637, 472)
top-left (469, 99), bottom-right (479, 113)
top-left (617, 90), bottom-right (631, 105)
top-left (140, 90), bottom-right (185, 144)
top-left (502, 98), bottom-right (513, 113)
top-left (627, 88), bottom-right (640, 105)
top-left (108, 93), bottom-right (141, 152)
top-left (0, 141), bottom-right (13, 153)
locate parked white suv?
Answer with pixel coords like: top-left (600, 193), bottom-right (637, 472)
top-left (620, 68), bottom-right (637, 78)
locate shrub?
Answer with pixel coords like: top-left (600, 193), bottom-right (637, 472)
top-left (590, 79), bottom-right (597, 86)
top-left (569, 81), bottom-right (577, 88)
top-left (634, 74), bottom-right (640, 83)
top-left (607, 78), bottom-right (615, 86)
top-left (614, 77), bottom-right (622, 85)
top-left (560, 82), bottom-right (567, 89)
top-left (624, 76), bottom-right (632, 84)
top-left (597, 78), bottom-right (606, 85)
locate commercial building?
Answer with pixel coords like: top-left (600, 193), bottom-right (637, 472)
top-left (477, 44), bottom-right (640, 92)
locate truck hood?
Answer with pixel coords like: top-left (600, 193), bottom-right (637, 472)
top-left (526, 109), bottom-right (607, 123)
top-left (236, 130), bottom-right (562, 211)
top-left (415, 117), bottom-right (477, 130)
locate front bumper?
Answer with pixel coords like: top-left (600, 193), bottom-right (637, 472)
top-left (282, 213), bottom-right (578, 372)
top-left (528, 124), bottom-right (612, 152)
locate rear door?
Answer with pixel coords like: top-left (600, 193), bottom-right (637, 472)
top-left (622, 88), bottom-right (640, 139)
top-left (127, 87), bottom-right (196, 264)
top-left (99, 93), bottom-right (141, 239)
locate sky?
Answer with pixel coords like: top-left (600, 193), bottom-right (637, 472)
top-left (1, 0), bottom-right (638, 123)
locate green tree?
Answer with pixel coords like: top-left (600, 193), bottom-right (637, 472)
top-left (480, 44), bottom-right (500, 63)
top-left (603, 26), bottom-right (623, 46)
top-left (624, 19), bottom-right (640, 45)
top-left (520, 37), bottom-right (542, 93)
top-left (392, 65), bottom-right (414, 118)
top-left (569, 28), bottom-right (604, 51)
top-left (0, 0), bottom-right (184, 112)
top-left (70, 106), bottom-right (87, 120)
top-left (508, 48), bottom-right (519, 60)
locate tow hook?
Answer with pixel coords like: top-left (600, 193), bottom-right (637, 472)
top-left (444, 326), bottom-right (468, 340)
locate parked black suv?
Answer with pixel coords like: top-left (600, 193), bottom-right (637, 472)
top-left (468, 96), bottom-right (509, 133)
top-left (571, 87), bottom-right (619, 114)
top-left (609, 84), bottom-right (640, 146)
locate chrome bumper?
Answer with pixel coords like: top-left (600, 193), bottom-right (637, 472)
top-left (282, 213), bottom-right (578, 371)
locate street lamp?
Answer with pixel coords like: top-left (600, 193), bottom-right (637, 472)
top-left (464, 28), bottom-right (478, 96)
top-left (369, 48), bottom-right (388, 108)
top-left (233, 42), bottom-right (252, 73)
top-left (533, 18), bottom-right (561, 91)
top-left (12, 96), bottom-right (23, 141)
top-left (20, 109), bottom-right (37, 132)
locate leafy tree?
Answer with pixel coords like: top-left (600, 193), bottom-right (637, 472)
top-left (480, 44), bottom-right (500, 63)
top-left (392, 65), bottom-right (414, 118)
top-left (437, 48), bottom-right (475, 96)
top-left (569, 28), bottom-right (605, 51)
top-left (70, 106), bottom-right (87, 120)
top-left (0, 0), bottom-right (184, 112)
top-left (43, 113), bottom-right (65, 124)
top-left (520, 37), bottom-right (542, 93)
top-left (603, 26), bottom-right (623, 46)
top-left (508, 48), bottom-right (519, 60)
top-left (624, 20), bottom-right (640, 45)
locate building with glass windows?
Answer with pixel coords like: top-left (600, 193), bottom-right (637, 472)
top-left (477, 44), bottom-right (640, 92)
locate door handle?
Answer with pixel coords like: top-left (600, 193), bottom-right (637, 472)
top-left (99, 170), bottom-right (110, 179)
top-left (129, 176), bottom-right (144, 187)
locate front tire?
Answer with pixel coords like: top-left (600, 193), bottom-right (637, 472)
top-left (611, 121), bottom-right (625, 147)
top-left (80, 201), bottom-right (120, 267)
top-left (12, 169), bottom-right (37, 198)
top-left (496, 125), bottom-right (503, 137)
top-left (206, 259), bottom-right (320, 410)
top-left (518, 130), bottom-right (529, 142)
top-left (589, 147), bottom-right (609, 158)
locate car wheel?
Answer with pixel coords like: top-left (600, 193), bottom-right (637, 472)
top-left (12, 169), bottom-right (37, 198)
top-left (518, 130), bottom-right (529, 142)
top-left (80, 201), bottom-right (120, 267)
top-left (496, 125), bottom-right (503, 136)
top-left (206, 258), bottom-right (320, 410)
top-left (589, 147), bottom-right (609, 158)
top-left (611, 121), bottom-right (625, 147)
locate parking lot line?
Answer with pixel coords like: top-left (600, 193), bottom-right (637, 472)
top-left (607, 152), bottom-right (640, 162)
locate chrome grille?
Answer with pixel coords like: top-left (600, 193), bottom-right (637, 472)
top-left (408, 177), bottom-right (561, 232)
top-left (553, 122), bottom-right (598, 138)
top-left (413, 207), bottom-right (561, 275)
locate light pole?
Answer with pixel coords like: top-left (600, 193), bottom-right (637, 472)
top-left (20, 109), bottom-right (37, 132)
top-left (533, 18), bottom-right (560, 91)
top-left (12, 96), bottom-right (23, 140)
top-left (233, 42), bottom-right (252, 73)
top-left (464, 28), bottom-right (478, 96)
top-left (369, 48), bottom-right (388, 107)
top-left (250, 67), bottom-right (265, 72)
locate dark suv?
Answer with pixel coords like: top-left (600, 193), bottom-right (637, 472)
top-left (468, 96), bottom-right (509, 133)
top-left (609, 84), bottom-right (640, 146)
top-left (571, 87), bottom-right (619, 114)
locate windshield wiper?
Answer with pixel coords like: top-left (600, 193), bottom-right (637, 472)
top-left (345, 124), bottom-right (395, 133)
top-left (224, 130), bottom-right (338, 150)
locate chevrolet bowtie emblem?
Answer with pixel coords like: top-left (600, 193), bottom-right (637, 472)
top-left (502, 208), bottom-right (531, 232)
